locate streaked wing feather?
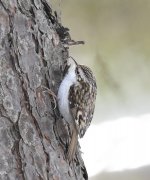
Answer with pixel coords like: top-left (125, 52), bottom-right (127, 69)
top-left (69, 80), bottom-right (96, 138)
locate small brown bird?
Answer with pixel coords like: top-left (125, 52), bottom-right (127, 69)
top-left (57, 57), bottom-right (97, 161)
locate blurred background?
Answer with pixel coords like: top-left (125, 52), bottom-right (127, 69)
top-left (51, 0), bottom-right (150, 179)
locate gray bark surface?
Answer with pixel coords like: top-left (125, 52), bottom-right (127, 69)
top-left (0, 0), bottom-right (87, 179)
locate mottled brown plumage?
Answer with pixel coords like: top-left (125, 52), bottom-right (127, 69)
top-left (69, 65), bottom-right (97, 138)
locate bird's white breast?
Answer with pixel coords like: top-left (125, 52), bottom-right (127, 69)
top-left (57, 65), bottom-right (77, 123)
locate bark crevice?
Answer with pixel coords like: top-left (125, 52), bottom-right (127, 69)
top-left (0, 0), bottom-right (88, 179)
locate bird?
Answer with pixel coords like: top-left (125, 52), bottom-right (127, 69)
top-left (57, 57), bottom-right (97, 162)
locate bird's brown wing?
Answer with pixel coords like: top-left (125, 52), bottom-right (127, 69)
top-left (69, 81), bottom-right (96, 138)
top-left (67, 81), bottom-right (96, 161)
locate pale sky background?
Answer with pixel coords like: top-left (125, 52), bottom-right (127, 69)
top-left (51, 0), bottom-right (150, 179)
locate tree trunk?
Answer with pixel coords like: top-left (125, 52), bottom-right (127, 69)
top-left (0, 0), bottom-right (87, 179)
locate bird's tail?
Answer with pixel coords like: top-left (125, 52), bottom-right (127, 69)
top-left (67, 128), bottom-right (78, 162)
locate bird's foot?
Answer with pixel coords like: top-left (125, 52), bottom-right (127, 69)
top-left (37, 85), bottom-right (57, 109)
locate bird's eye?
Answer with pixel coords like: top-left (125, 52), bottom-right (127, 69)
top-left (76, 68), bottom-right (80, 75)
top-left (63, 65), bottom-right (69, 76)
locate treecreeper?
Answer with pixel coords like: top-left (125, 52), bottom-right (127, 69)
top-left (57, 57), bottom-right (97, 162)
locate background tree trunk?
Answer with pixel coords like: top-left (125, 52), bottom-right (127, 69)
top-left (0, 0), bottom-right (87, 179)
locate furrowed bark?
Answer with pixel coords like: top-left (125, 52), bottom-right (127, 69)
top-left (0, 0), bottom-right (88, 179)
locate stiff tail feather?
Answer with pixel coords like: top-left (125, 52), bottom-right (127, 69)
top-left (67, 128), bottom-right (78, 162)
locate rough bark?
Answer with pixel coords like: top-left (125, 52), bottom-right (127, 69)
top-left (0, 0), bottom-right (87, 179)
